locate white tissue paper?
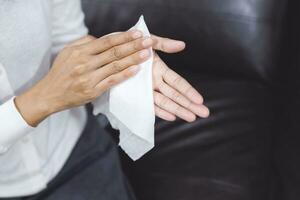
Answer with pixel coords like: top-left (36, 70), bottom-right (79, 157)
top-left (92, 16), bottom-right (155, 161)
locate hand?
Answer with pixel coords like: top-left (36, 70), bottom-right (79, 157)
top-left (151, 35), bottom-right (210, 122)
top-left (15, 31), bottom-right (154, 126)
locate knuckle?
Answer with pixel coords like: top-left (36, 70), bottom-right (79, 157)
top-left (184, 86), bottom-right (193, 95)
top-left (125, 32), bottom-right (132, 41)
top-left (172, 75), bottom-right (182, 85)
top-left (78, 56), bottom-right (90, 64)
top-left (78, 77), bottom-right (90, 88)
top-left (70, 47), bottom-right (83, 57)
top-left (187, 101), bottom-right (193, 110)
top-left (111, 47), bottom-right (122, 59)
top-left (123, 70), bottom-right (132, 79)
top-left (162, 67), bottom-right (170, 78)
top-left (107, 77), bottom-right (117, 86)
top-left (103, 36), bottom-right (113, 47)
top-left (161, 44), bottom-right (166, 52)
top-left (159, 96), bottom-right (169, 107)
top-left (82, 89), bottom-right (95, 100)
top-left (172, 91), bottom-right (181, 101)
top-left (72, 65), bottom-right (86, 76)
top-left (154, 92), bottom-right (160, 102)
top-left (157, 82), bottom-right (164, 90)
top-left (133, 40), bottom-right (140, 50)
top-left (131, 55), bottom-right (140, 64)
top-left (111, 61), bottom-right (122, 72)
top-left (175, 105), bottom-right (182, 115)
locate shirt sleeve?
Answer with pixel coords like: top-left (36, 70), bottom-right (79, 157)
top-left (0, 97), bottom-right (34, 154)
top-left (51, 0), bottom-right (88, 56)
top-left (0, 1), bottom-right (88, 155)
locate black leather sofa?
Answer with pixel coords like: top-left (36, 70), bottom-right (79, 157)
top-left (82, 0), bottom-right (300, 199)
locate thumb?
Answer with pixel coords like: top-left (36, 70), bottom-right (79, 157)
top-left (151, 34), bottom-right (186, 53)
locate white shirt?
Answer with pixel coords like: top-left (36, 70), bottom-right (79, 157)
top-left (0, 0), bottom-right (88, 197)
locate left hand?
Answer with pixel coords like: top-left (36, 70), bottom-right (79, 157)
top-left (151, 35), bottom-right (209, 122)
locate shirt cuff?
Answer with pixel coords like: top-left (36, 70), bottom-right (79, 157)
top-left (0, 97), bottom-right (35, 154)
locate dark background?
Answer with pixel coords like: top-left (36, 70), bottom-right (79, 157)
top-left (82, 1), bottom-right (300, 199)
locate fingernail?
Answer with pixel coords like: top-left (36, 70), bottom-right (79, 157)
top-left (191, 90), bottom-right (203, 104)
top-left (170, 116), bottom-right (177, 121)
top-left (195, 95), bottom-right (204, 104)
top-left (178, 41), bottom-right (186, 47)
top-left (132, 31), bottom-right (143, 39)
top-left (142, 38), bottom-right (153, 47)
top-left (129, 65), bottom-right (140, 73)
top-left (202, 107), bottom-right (210, 118)
top-left (187, 114), bottom-right (196, 122)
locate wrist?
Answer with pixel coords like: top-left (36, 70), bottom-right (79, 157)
top-left (15, 88), bottom-right (53, 127)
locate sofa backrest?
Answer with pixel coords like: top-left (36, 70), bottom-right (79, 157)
top-left (82, 0), bottom-right (288, 84)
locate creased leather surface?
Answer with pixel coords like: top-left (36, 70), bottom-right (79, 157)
top-left (81, 0), bottom-right (292, 199)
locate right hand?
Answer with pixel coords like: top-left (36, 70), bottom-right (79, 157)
top-left (15, 31), bottom-right (153, 126)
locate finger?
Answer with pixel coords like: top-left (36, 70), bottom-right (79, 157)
top-left (94, 65), bottom-right (140, 93)
top-left (154, 91), bottom-right (196, 122)
top-left (82, 30), bottom-right (143, 54)
top-left (151, 34), bottom-right (186, 53)
top-left (68, 35), bottom-right (96, 47)
top-left (87, 37), bottom-right (153, 70)
top-left (90, 49), bottom-right (150, 86)
top-left (162, 66), bottom-right (204, 104)
top-left (155, 106), bottom-right (176, 121)
top-left (158, 82), bottom-right (209, 118)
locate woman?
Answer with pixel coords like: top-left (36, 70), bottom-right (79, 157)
top-left (0, 0), bottom-right (209, 199)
